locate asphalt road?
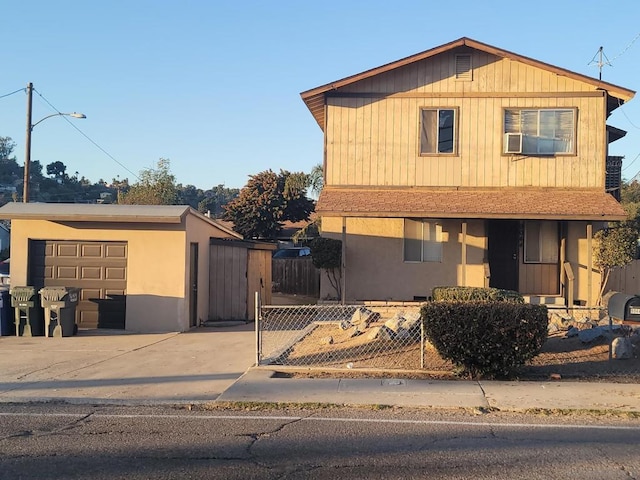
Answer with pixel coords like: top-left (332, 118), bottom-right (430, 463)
top-left (1, 403), bottom-right (639, 479)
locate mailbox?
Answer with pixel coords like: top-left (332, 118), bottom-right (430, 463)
top-left (607, 292), bottom-right (640, 323)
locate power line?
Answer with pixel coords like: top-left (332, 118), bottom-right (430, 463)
top-left (32, 87), bottom-right (140, 181)
top-left (611, 32), bottom-right (640, 62)
top-left (0, 87), bottom-right (25, 99)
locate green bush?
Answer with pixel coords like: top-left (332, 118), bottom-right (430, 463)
top-left (432, 286), bottom-right (524, 303)
top-left (421, 301), bottom-right (548, 379)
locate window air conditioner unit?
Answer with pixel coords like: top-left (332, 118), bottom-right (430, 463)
top-left (505, 133), bottom-right (523, 154)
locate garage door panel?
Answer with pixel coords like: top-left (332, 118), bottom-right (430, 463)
top-left (81, 244), bottom-right (102, 257)
top-left (105, 244), bottom-right (126, 258)
top-left (105, 267), bottom-right (126, 280)
top-left (81, 266), bottom-right (102, 279)
top-left (57, 244), bottom-right (79, 257)
top-left (30, 240), bottom-right (127, 330)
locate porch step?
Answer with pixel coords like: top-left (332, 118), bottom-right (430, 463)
top-left (523, 295), bottom-right (566, 306)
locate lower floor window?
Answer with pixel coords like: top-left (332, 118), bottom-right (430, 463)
top-left (404, 219), bottom-right (443, 262)
top-left (524, 220), bottom-right (559, 263)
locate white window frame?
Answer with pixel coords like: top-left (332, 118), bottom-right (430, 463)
top-left (524, 220), bottom-right (559, 264)
top-left (404, 219), bottom-right (443, 263)
top-left (503, 108), bottom-right (576, 156)
top-left (419, 108), bottom-right (457, 155)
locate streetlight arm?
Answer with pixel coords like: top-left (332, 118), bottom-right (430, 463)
top-left (31, 112), bottom-right (86, 130)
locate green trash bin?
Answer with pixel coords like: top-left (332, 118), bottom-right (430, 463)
top-left (9, 286), bottom-right (44, 337)
top-left (39, 287), bottom-right (80, 337)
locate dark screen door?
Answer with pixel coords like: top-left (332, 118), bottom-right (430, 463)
top-left (488, 220), bottom-right (519, 291)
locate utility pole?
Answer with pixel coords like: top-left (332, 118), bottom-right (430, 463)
top-left (24, 82), bottom-right (33, 203)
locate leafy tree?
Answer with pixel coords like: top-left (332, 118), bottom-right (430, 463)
top-left (198, 184), bottom-right (239, 217)
top-left (308, 162), bottom-right (324, 197)
top-left (595, 221), bottom-right (638, 304)
top-left (46, 161), bottom-right (67, 179)
top-left (223, 169), bottom-right (314, 239)
top-left (310, 237), bottom-right (342, 300)
top-left (119, 158), bottom-right (179, 205)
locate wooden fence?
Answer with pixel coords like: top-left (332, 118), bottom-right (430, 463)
top-left (606, 260), bottom-right (640, 294)
top-left (272, 257), bottom-right (320, 297)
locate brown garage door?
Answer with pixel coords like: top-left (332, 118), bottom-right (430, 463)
top-left (29, 240), bottom-right (127, 329)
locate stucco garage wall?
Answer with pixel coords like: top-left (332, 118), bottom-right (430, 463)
top-left (9, 219), bottom-right (188, 332)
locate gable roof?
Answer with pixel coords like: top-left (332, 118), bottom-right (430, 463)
top-left (301, 37), bottom-right (636, 130)
top-left (316, 187), bottom-right (627, 221)
top-left (0, 203), bottom-right (242, 238)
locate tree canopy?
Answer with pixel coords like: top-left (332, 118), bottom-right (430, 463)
top-left (223, 169), bottom-right (315, 239)
top-left (119, 158), bottom-right (179, 205)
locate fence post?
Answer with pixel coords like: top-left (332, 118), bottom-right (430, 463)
top-left (255, 291), bottom-right (261, 366)
top-left (421, 317), bottom-right (425, 370)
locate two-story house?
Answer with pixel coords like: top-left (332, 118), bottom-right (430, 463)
top-left (301, 37), bottom-right (634, 306)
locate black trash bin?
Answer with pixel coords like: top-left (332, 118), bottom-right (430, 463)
top-left (39, 287), bottom-right (80, 337)
top-left (0, 287), bottom-right (14, 336)
top-left (9, 286), bottom-right (44, 336)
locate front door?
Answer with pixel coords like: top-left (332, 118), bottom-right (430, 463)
top-left (488, 220), bottom-right (520, 291)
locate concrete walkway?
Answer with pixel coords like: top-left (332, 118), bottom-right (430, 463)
top-left (1, 325), bottom-right (640, 413)
top-left (0, 325), bottom-right (255, 404)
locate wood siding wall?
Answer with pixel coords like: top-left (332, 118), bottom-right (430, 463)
top-left (325, 50), bottom-right (606, 189)
top-left (209, 244), bottom-right (248, 321)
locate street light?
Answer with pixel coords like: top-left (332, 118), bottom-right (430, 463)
top-left (23, 82), bottom-right (86, 203)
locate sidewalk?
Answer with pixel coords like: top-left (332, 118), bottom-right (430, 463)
top-left (216, 368), bottom-right (640, 413)
top-left (1, 326), bottom-right (640, 413)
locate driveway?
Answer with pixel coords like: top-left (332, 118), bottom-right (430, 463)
top-left (0, 324), bottom-right (255, 404)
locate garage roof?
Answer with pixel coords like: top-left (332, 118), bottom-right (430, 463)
top-left (0, 203), bottom-right (241, 237)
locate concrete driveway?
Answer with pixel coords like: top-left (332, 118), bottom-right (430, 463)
top-left (0, 324), bottom-right (255, 404)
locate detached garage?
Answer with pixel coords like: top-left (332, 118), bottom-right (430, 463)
top-left (0, 203), bottom-right (243, 332)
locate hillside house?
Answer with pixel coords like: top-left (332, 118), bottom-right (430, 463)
top-left (301, 37), bottom-right (634, 306)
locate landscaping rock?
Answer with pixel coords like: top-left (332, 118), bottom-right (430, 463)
top-left (402, 311), bottom-right (422, 332)
top-left (368, 325), bottom-right (394, 341)
top-left (612, 337), bottom-right (633, 359)
top-left (350, 307), bottom-right (377, 328)
top-left (578, 327), bottom-right (607, 344)
top-left (565, 327), bottom-right (579, 338)
top-left (384, 313), bottom-right (404, 333)
top-left (319, 336), bottom-right (334, 345)
top-left (366, 327), bottom-right (382, 341)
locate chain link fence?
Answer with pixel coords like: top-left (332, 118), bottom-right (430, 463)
top-left (257, 302), bottom-right (450, 371)
top-left (257, 298), bottom-right (640, 379)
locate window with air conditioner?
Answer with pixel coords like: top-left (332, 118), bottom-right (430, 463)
top-left (420, 108), bottom-right (457, 155)
top-left (504, 108), bottom-right (576, 155)
top-left (404, 219), bottom-right (443, 262)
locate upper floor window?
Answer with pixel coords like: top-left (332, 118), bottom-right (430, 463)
top-left (420, 108), bottom-right (457, 155)
top-left (404, 219), bottom-right (443, 262)
top-left (504, 108), bottom-right (576, 155)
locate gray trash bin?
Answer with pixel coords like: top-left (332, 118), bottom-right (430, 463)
top-left (39, 287), bottom-right (80, 337)
top-left (9, 286), bottom-right (43, 336)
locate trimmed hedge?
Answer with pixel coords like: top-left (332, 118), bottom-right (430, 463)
top-left (421, 301), bottom-right (548, 379)
top-left (432, 286), bottom-right (524, 303)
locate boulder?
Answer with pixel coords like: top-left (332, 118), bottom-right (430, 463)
top-left (565, 327), bottom-right (579, 338)
top-left (384, 313), bottom-right (404, 333)
top-left (578, 327), bottom-right (607, 344)
top-left (612, 337), bottom-right (633, 360)
top-left (350, 307), bottom-right (377, 328)
top-left (367, 325), bottom-right (394, 341)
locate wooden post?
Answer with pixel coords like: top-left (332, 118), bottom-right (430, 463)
top-left (255, 291), bottom-right (260, 366)
top-left (461, 220), bottom-right (467, 286)
top-left (587, 222), bottom-right (593, 307)
top-left (564, 262), bottom-right (575, 313)
top-left (341, 217), bottom-right (346, 305)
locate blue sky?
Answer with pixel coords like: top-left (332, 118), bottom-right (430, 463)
top-left (1, 0), bottom-right (640, 189)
